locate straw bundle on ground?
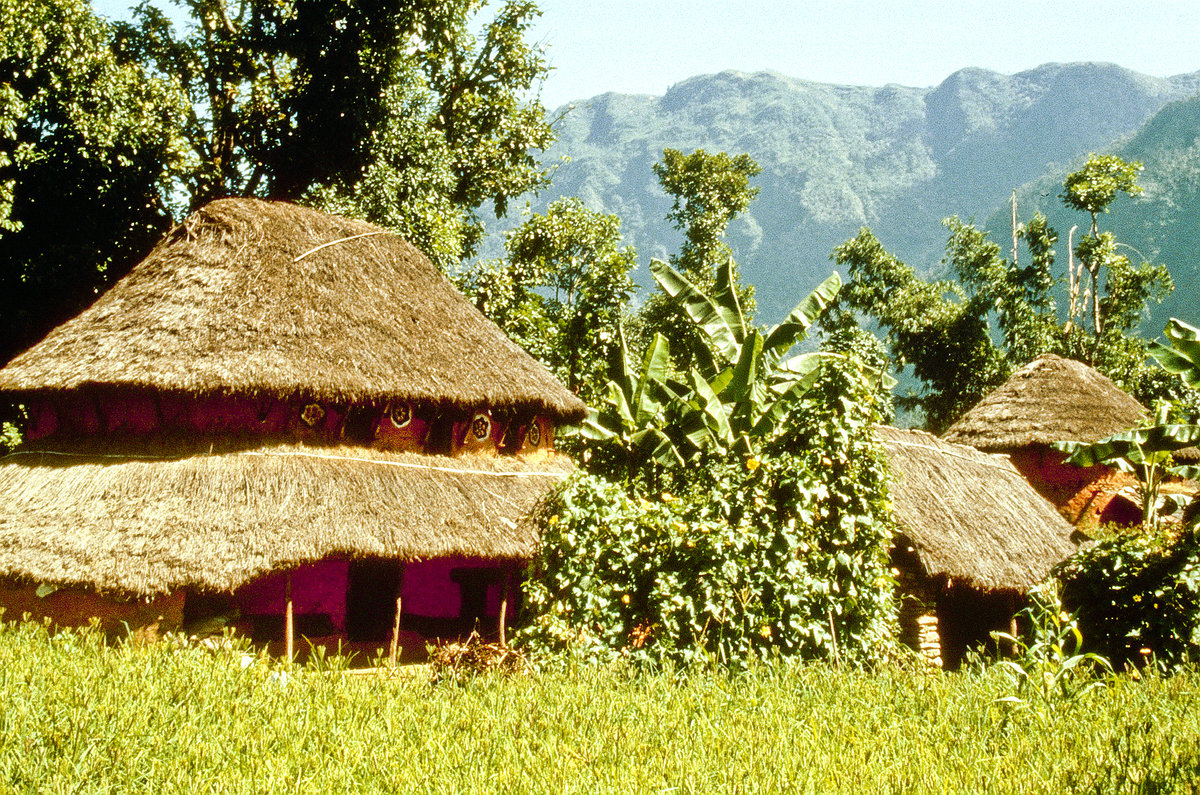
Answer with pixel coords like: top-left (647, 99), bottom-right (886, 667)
top-left (0, 443), bottom-right (570, 596)
top-left (0, 198), bottom-right (585, 421)
top-left (941, 354), bottom-right (1145, 452)
top-left (876, 426), bottom-right (1079, 592)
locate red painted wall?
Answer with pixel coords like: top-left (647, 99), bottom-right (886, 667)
top-left (27, 393), bottom-right (556, 457)
top-left (1008, 445), bottom-right (1139, 528)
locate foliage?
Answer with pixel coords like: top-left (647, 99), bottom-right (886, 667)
top-left (1152, 317), bottom-right (1200, 391)
top-left (456, 197), bottom-right (636, 401)
top-left (524, 356), bottom-right (897, 669)
top-left (528, 254), bottom-right (895, 668)
top-left (4, 622), bottom-right (1200, 793)
top-left (638, 148), bottom-right (760, 370)
top-left (1057, 525), bottom-right (1200, 669)
top-left (830, 154), bottom-right (1174, 432)
top-left (1055, 409), bottom-right (1200, 529)
top-left (0, 0), bottom-right (184, 363)
top-left (1061, 153), bottom-right (1144, 222)
top-left (989, 588), bottom-right (1113, 709)
top-left (582, 258), bottom-right (845, 487)
top-left (115, 0), bottom-right (554, 266)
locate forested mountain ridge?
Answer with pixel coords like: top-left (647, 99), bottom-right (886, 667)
top-left (525, 62), bottom-right (1200, 322)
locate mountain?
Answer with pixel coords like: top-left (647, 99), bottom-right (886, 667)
top-left (518, 63), bottom-right (1200, 323)
top-left (993, 91), bottom-right (1200, 334)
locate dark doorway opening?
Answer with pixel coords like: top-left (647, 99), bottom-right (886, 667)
top-left (346, 559), bottom-right (400, 642)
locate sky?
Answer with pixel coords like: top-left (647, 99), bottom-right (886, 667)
top-left (530, 0), bottom-right (1200, 108)
top-left (91, 0), bottom-right (1200, 110)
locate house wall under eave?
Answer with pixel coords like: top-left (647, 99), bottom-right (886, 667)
top-left (1007, 445), bottom-right (1138, 529)
top-left (0, 579), bottom-right (184, 640)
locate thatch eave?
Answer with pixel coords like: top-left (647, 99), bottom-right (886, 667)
top-left (0, 442), bottom-right (569, 597)
top-left (942, 354), bottom-right (1146, 453)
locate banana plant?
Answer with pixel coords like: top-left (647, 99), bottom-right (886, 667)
top-left (580, 329), bottom-right (686, 484)
top-left (649, 257), bottom-right (854, 457)
top-left (1054, 404), bottom-right (1200, 529)
top-left (1150, 318), bottom-right (1200, 390)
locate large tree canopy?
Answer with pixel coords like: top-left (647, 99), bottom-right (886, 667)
top-left (115, 0), bottom-right (555, 266)
top-left (0, 0), bottom-right (555, 366)
top-left (0, 0), bottom-right (183, 364)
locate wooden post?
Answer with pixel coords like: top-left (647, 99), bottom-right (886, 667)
top-left (285, 571), bottom-right (294, 663)
top-left (498, 568), bottom-right (512, 648)
top-left (388, 563), bottom-right (406, 667)
top-left (1009, 593), bottom-right (1020, 657)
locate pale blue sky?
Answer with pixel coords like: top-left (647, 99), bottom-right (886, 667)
top-left (92, 0), bottom-right (1200, 109)
top-left (531, 0), bottom-right (1200, 107)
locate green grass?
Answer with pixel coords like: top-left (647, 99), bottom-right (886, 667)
top-left (0, 621), bottom-right (1198, 793)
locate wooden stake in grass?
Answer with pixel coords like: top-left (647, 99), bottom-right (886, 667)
top-left (498, 567), bottom-right (512, 648)
top-left (388, 563), bottom-right (406, 667)
top-left (285, 571), bottom-right (294, 663)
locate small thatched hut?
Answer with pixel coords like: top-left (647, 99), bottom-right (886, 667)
top-left (0, 198), bottom-right (585, 656)
top-left (941, 354), bottom-right (1147, 528)
top-left (876, 427), bottom-right (1080, 668)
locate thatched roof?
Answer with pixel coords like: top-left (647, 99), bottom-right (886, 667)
top-left (876, 426), bottom-right (1079, 592)
top-left (941, 354), bottom-right (1145, 452)
top-left (0, 441), bottom-right (569, 596)
top-left (0, 198), bottom-right (585, 422)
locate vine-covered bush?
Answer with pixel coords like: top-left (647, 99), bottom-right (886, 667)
top-left (520, 362), bottom-right (897, 668)
top-left (1056, 524), bottom-right (1200, 669)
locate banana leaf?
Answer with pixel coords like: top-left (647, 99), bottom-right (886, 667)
top-left (1150, 318), bottom-right (1200, 390)
top-left (763, 271), bottom-right (842, 361)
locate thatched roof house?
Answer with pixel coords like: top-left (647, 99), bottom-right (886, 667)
top-left (877, 427), bottom-right (1078, 592)
top-left (876, 426), bottom-right (1080, 667)
top-left (0, 199), bottom-right (582, 650)
top-left (0, 198), bottom-right (585, 418)
top-left (940, 354), bottom-right (1161, 528)
top-left (940, 354), bottom-right (1144, 452)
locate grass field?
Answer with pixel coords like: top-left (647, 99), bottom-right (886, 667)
top-left (1, 621), bottom-right (1198, 794)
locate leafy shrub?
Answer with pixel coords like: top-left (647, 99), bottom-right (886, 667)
top-left (1056, 524), bottom-right (1200, 668)
top-left (521, 361), bottom-right (897, 668)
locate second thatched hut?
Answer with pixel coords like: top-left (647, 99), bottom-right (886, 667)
top-left (877, 426), bottom-right (1081, 668)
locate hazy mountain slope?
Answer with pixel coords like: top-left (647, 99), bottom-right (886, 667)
top-left (994, 91), bottom-right (1200, 335)
top-left (529, 63), bottom-right (1200, 322)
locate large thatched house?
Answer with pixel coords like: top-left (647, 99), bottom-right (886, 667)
top-left (941, 354), bottom-right (1147, 528)
top-left (876, 427), bottom-right (1080, 668)
top-left (0, 198), bottom-right (585, 657)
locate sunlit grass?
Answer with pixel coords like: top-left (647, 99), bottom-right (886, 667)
top-left (0, 621), bottom-right (1198, 793)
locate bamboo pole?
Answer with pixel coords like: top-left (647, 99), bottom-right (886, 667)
top-left (498, 568), bottom-right (512, 648)
top-left (285, 572), bottom-right (294, 663)
top-left (388, 563), bottom-right (406, 667)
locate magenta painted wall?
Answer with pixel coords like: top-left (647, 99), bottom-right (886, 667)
top-left (230, 556), bottom-right (519, 628)
top-left (234, 559), bottom-right (350, 630)
top-left (29, 392), bottom-right (555, 457)
top-left (402, 556), bottom-right (518, 618)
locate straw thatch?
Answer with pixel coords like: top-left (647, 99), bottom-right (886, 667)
top-left (876, 426), bottom-right (1079, 592)
top-left (0, 442), bottom-right (570, 596)
top-left (0, 198), bottom-right (585, 422)
top-left (941, 354), bottom-right (1146, 452)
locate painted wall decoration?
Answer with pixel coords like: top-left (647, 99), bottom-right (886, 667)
top-left (25, 392), bottom-right (556, 459)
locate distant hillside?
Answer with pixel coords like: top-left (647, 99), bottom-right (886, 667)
top-left (992, 91), bottom-right (1200, 335)
top-left (519, 63), bottom-right (1200, 323)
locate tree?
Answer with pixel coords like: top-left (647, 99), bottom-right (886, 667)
top-left (830, 154), bottom-right (1173, 432)
top-left (0, 0), bottom-right (184, 364)
top-left (637, 148), bottom-right (760, 371)
top-left (456, 197), bottom-right (636, 401)
top-left (115, 0), bottom-right (554, 266)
